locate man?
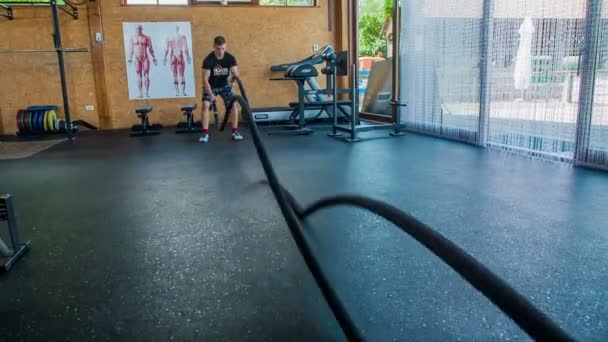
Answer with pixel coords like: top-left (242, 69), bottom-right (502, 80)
top-left (128, 24), bottom-right (157, 98)
top-left (199, 36), bottom-right (242, 143)
top-left (163, 25), bottom-right (191, 97)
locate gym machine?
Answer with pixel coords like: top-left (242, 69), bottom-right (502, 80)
top-left (322, 52), bottom-right (405, 142)
top-left (253, 45), bottom-right (344, 124)
top-left (267, 52), bottom-right (354, 135)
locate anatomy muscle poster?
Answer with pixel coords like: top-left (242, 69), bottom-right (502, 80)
top-left (123, 22), bottom-right (195, 100)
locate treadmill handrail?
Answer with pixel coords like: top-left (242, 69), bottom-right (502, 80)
top-left (270, 45), bottom-right (334, 72)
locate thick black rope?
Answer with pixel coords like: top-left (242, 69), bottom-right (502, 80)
top-left (231, 79), bottom-right (575, 341)
top-left (299, 195), bottom-right (575, 341)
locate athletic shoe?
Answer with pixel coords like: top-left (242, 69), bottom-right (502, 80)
top-left (232, 131), bottom-right (243, 141)
top-left (199, 133), bottom-right (209, 143)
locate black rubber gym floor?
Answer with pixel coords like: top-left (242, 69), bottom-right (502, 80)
top-left (1, 127), bottom-right (607, 341)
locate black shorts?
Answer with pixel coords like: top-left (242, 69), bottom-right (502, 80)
top-left (202, 85), bottom-right (234, 109)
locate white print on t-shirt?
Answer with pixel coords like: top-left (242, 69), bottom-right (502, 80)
top-left (213, 64), bottom-right (229, 77)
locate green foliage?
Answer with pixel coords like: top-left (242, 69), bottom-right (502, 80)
top-left (260, 0), bottom-right (313, 5)
top-left (260, 0), bottom-right (286, 5)
top-left (359, 14), bottom-right (384, 57)
top-left (286, 0), bottom-right (313, 5)
top-left (383, 0), bottom-right (392, 19)
top-left (359, 0), bottom-right (391, 57)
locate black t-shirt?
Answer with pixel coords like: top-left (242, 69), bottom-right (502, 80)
top-left (202, 52), bottom-right (237, 89)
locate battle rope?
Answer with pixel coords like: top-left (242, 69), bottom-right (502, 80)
top-left (230, 78), bottom-right (574, 342)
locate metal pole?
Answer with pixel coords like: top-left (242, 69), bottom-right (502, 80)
top-left (478, 0), bottom-right (495, 146)
top-left (350, 64), bottom-right (357, 141)
top-left (298, 79), bottom-right (306, 129)
top-left (574, 0), bottom-right (603, 163)
top-left (51, 0), bottom-right (73, 141)
top-left (391, 0), bottom-right (400, 129)
top-left (332, 68), bottom-right (339, 135)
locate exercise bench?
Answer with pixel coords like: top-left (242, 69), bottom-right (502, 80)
top-left (131, 105), bottom-right (161, 137)
top-left (176, 104), bottom-right (200, 134)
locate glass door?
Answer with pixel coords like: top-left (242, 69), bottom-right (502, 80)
top-left (358, 0), bottom-right (394, 117)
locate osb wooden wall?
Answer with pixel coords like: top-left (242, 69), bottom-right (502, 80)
top-left (100, 0), bottom-right (334, 129)
top-left (0, 6), bottom-right (99, 135)
top-left (0, 1), bottom-right (336, 134)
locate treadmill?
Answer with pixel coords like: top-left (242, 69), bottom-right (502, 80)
top-left (252, 45), bottom-right (335, 123)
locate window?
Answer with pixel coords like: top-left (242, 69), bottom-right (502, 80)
top-left (259, 0), bottom-right (314, 6)
top-left (123, 0), bottom-right (316, 6)
top-left (191, 0), bottom-right (251, 4)
top-left (125, 0), bottom-right (188, 5)
top-left (0, 0), bottom-right (65, 4)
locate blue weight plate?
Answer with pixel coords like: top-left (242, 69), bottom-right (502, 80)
top-left (38, 110), bottom-right (45, 132)
top-left (34, 111), bottom-right (41, 132)
top-left (30, 111), bottom-right (37, 132)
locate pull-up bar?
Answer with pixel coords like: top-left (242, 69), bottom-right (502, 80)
top-left (0, 1), bottom-right (77, 19)
top-left (0, 47), bottom-right (88, 54)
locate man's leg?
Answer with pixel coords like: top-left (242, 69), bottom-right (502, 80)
top-left (143, 58), bottom-right (151, 97)
top-left (221, 89), bottom-right (243, 141)
top-left (230, 101), bottom-right (240, 130)
top-left (199, 94), bottom-right (213, 143)
top-left (171, 55), bottom-right (179, 96)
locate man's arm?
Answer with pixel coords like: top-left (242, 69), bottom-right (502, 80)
top-left (203, 69), bottom-right (214, 100)
top-left (229, 65), bottom-right (239, 86)
top-left (230, 55), bottom-right (239, 82)
top-left (230, 65), bottom-right (239, 81)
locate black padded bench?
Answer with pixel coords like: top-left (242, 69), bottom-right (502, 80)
top-left (131, 105), bottom-right (161, 137)
top-left (176, 104), bottom-right (200, 134)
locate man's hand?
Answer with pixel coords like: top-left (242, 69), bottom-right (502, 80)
top-left (153, 58), bottom-right (158, 66)
top-left (209, 94), bottom-right (216, 103)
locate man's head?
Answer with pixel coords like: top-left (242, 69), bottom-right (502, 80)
top-left (136, 25), bottom-right (143, 35)
top-left (213, 36), bottom-right (226, 59)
